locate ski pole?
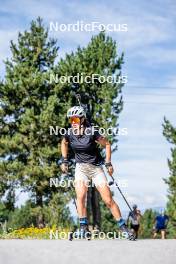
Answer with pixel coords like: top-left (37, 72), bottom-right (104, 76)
top-left (68, 173), bottom-right (78, 212)
top-left (109, 175), bottom-right (133, 212)
top-left (72, 196), bottom-right (77, 211)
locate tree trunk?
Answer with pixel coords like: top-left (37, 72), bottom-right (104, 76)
top-left (35, 189), bottom-right (45, 228)
top-left (87, 184), bottom-right (101, 230)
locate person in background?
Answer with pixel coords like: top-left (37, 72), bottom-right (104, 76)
top-left (153, 210), bottom-right (169, 239)
top-left (127, 204), bottom-right (142, 239)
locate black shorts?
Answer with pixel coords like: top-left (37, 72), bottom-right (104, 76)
top-left (130, 224), bottom-right (140, 232)
top-left (155, 228), bottom-right (166, 233)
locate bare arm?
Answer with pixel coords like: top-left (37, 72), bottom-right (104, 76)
top-left (137, 210), bottom-right (142, 222)
top-left (96, 137), bottom-right (113, 176)
top-left (165, 217), bottom-right (169, 227)
top-left (96, 137), bottom-right (111, 163)
top-left (60, 138), bottom-right (69, 173)
top-left (61, 137), bottom-right (69, 159)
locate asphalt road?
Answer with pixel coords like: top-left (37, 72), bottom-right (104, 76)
top-left (0, 239), bottom-right (175, 264)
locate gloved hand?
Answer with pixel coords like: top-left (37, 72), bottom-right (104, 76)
top-left (59, 158), bottom-right (69, 173)
top-left (105, 162), bottom-right (114, 176)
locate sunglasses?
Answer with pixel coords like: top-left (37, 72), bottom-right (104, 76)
top-left (69, 116), bottom-right (81, 124)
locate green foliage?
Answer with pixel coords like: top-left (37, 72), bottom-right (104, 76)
top-left (43, 193), bottom-right (73, 228)
top-left (0, 198), bottom-right (72, 232)
top-left (0, 17), bottom-right (73, 227)
top-left (163, 117), bottom-right (176, 238)
top-left (0, 202), bottom-right (10, 223)
top-left (6, 201), bottom-right (37, 230)
top-left (0, 17), bottom-right (61, 207)
top-left (139, 209), bottom-right (156, 238)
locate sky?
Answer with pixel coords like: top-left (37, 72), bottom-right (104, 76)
top-left (0, 0), bottom-right (176, 214)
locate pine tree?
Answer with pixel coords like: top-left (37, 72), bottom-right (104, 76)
top-left (163, 117), bottom-right (176, 238)
top-left (0, 18), bottom-right (70, 226)
top-left (139, 209), bottom-right (156, 238)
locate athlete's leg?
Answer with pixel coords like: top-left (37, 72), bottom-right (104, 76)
top-left (96, 183), bottom-right (136, 240)
top-left (75, 180), bottom-right (88, 217)
top-left (91, 165), bottom-right (121, 220)
top-left (133, 225), bottom-right (139, 239)
top-left (153, 229), bottom-right (158, 238)
top-left (96, 183), bottom-right (121, 220)
top-left (153, 232), bottom-right (157, 238)
top-left (74, 163), bottom-right (89, 218)
top-left (130, 224), bottom-right (136, 238)
top-left (74, 180), bottom-right (91, 239)
top-left (161, 230), bottom-right (166, 239)
top-left (93, 167), bottom-right (135, 240)
top-left (153, 232), bottom-right (156, 238)
top-left (135, 227), bottom-right (139, 239)
top-left (73, 164), bottom-right (91, 238)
